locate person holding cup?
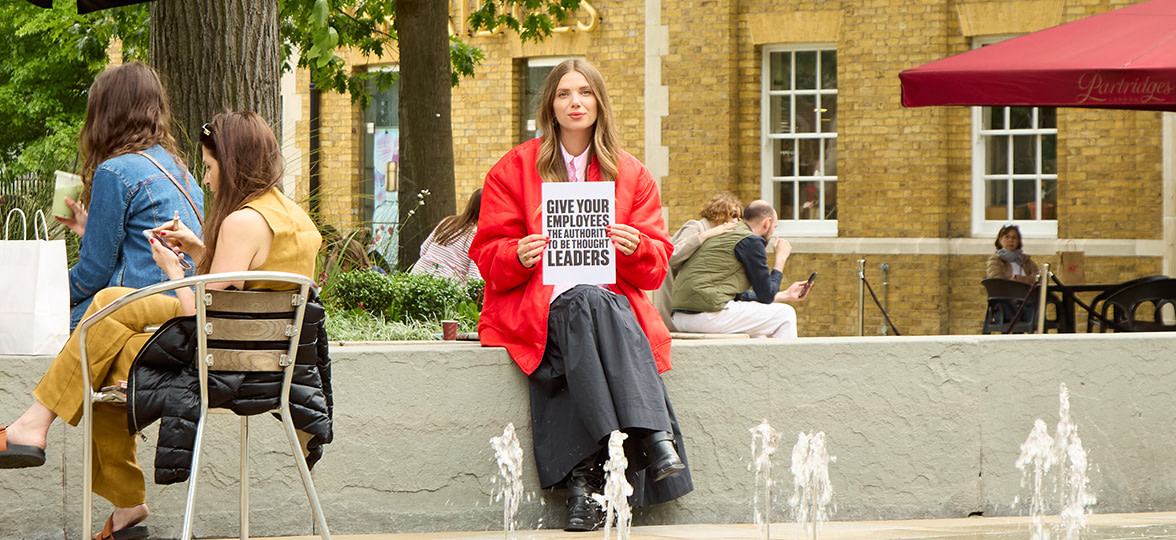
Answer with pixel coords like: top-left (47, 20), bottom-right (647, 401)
top-left (57, 62), bottom-right (204, 329)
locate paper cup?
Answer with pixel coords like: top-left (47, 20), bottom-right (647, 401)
top-left (51, 171), bottom-right (83, 219)
top-left (442, 320), bottom-right (459, 341)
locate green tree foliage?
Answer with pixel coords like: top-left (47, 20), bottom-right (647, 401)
top-left (0, 3), bottom-right (146, 176)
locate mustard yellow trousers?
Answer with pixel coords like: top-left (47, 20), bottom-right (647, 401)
top-left (34, 287), bottom-right (182, 508)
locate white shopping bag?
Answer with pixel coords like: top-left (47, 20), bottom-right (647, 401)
top-left (0, 209), bottom-right (69, 355)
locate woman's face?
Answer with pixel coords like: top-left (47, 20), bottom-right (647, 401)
top-left (552, 70), bottom-right (597, 137)
top-left (999, 229), bottom-right (1021, 250)
top-left (201, 145), bottom-right (221, 195)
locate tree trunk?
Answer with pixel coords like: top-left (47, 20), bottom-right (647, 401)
top-left (149, 0), bottom-right (281, 167)
top-left (395, 0), bottom-right (456, 270)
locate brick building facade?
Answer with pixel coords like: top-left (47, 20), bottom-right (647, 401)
top-left (283, 0), bottom-right (1172, 336)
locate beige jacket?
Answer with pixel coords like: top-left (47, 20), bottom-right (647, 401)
top-left (987, 253), bottom-right (1039, 285)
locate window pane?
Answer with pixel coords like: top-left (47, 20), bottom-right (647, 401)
top-left (1012, 135), bottom-right (1036, 174)
top-left (798, 139), bottom-right (822, 176)
top-left (1042, 179), bottom-right (1057, 219)
top-left (986, 179), bottom-right (1008, 207)
top-left (986, 107), bottom-right (1005, 130)
top-left (771, 139), bottom-right (796, 177)
top-left (987, 135), bottom-right (1008, 174)
top-left (770, 51), bottom-right (791, 91)
top-left (795, 94), bottom-right (817, 133)
top-left (1010, 107), bottom-right (1033, 130)
top-left (818, 94), bottom-right (837, 133)
top-left (769, 95), bottom-right (790, 134)
top-left (796, 51), bottom-right (817, 90)
top-left (800, 180), bottom-right (820, 220)
top-left (823, 180), bottom-right (838, 220)
top-left (1012, 179), bottom-right (1036, 219)
top-left (523, 64), bottom-right (554, 140)
top-left (1039, 107), bottom-right (1056, 129)
top-left (1042, 134), bottom-right (1057, 174)
top-left (823, 138), bottom-right (837, 176)
top-left (775, 181), bottom-right (796, 220)
top-left (820, 50), bottom-right (837, 90)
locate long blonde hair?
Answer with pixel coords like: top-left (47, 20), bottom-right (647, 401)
top-left (535, 59), bottom-right (621, 183)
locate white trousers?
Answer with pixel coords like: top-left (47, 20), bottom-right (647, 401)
top-left (672, 300), bottom-right (798, 339)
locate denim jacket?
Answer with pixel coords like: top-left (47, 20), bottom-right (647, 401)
top-left (69, 145), bottom-right (204, 328)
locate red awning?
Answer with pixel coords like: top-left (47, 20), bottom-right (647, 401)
top-left (899, 0), bottom-right (1176, 111)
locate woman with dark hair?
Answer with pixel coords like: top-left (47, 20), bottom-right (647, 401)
top-left (470, 58), bottom-right (692, 532)
top-left (987, 224), bottom-right (1039, 285)
top-left (0, 112), bottom-right (324, 540)
top-left (58, 61), bottom-right (204, 329)
top-left (410, 188), bottom-right (483, 284)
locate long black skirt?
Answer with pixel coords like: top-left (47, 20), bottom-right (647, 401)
top-left (529, 285), bottom-right (693, 506)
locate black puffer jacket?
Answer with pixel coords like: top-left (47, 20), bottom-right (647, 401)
top-left (126, 300), bottom-right (333, 485)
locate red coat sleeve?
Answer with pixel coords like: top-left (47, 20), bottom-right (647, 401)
top-left (616, 163), bottom-right (672, 291)
top-left (470, 150), bottom-right (538, 293)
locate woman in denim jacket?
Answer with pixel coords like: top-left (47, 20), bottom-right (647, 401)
top-left (57, 62), bottom-right (204, 328)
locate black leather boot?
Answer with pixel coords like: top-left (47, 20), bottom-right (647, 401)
top-left (564, 455), bottom-right (605, 531)
top-left (642, 430), bottom-right (685, 482)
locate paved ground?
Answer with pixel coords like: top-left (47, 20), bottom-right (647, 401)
top-left (211, 511), bottom-right (1176, 539)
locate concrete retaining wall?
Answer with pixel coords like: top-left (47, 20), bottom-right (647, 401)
top-left (2, 333), bottom-right (1175, 538)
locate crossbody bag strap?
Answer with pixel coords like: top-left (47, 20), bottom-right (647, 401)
top-left (134, 151), bottom-right (204, 226)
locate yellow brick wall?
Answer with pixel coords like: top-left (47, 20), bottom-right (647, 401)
top-left (295, 0), bottom-right (1166, 337)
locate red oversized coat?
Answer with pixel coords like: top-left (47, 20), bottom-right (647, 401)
top-left (470, 138), bottom-right (674, 375)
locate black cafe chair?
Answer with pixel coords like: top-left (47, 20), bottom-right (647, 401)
top-left (1085, 275), bottom-right (1169, 332)
top-left (1097, 278), bottom-right (1176, 332)
top-left (981, 278), bottom-right (1061, 334)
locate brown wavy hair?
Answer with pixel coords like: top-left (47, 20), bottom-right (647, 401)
top-left (433, 188), bottom-right (482, 246)
top-left (197, 112), bottom-right (284, 274)
top-left (78, 62), bottom-right (181, 205)
top-left (699, 193), bottom-right (743, 223)
top-left (535, 59), bottom-right (621, 183)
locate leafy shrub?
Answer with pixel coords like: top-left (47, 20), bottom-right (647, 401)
top-left (387, 272), bottom-right (466, 323)
top-left (330, 269), bottom-right (397, 312)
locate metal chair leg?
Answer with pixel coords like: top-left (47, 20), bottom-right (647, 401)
top-left (280, 407), bottom-right (331, 539)
top-left (180, 411), bottom-right (209, 540)
top-left (241, 415), bottom-right (249, 540)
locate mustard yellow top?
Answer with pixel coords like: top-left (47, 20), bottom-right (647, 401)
top-left (242, 187), bottom-right (322, 291)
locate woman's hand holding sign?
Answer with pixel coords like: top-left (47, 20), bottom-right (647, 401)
top-left (517, 234), bottom-right (550, 268)
top-left (607, 224), bottom-right (641, 256)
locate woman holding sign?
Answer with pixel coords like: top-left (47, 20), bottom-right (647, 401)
top-left (471, 58), bottom-right (691, 532)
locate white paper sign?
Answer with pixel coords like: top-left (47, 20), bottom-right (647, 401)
top-left (541, 182), bottom-right (615, 285)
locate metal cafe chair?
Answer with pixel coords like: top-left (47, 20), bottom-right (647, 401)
top-left (981, 278), bottom-right (1061, 334)
top-left (1097, 278), bottom-right (1176, 333)
top-left (1085, 275), bottom-right (1169, 332)
top-left (77, 271), bottom-right (331, 540)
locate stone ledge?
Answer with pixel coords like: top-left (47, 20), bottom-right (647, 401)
top-left (2, 333), bottom-right (1175, 538)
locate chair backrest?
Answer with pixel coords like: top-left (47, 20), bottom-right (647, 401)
top-left (200, 288), bottom-right (309, 373)
top-left (982, 278), bottom-right (1032, 302)
top-left (1086, 274), bottom-right (1169, 332)
top-left (1099, 278), bottom-right (1176, 332)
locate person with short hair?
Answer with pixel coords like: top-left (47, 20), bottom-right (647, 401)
top-left (987, 224), bottom-right (1039, 285)
top-left (670, 200), bottom-right (810, 338)
top-left (653, 193), bottom-right (743, 330)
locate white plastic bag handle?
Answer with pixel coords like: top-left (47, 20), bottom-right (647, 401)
top-left (4, 208), bottom-right (27, 240)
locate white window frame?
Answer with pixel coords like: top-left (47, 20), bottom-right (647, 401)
top-left (971, 36), bottom-right (1058, 239)
top-left (761, 43), bottom-right (838, 237)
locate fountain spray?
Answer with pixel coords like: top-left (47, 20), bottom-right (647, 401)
top-left (790, 431), bottom-right (833, 540)
top-left (751, 420), bottom-right (781, 540)
top-left (595, 430), bottom-right (633, 540)
top-left (490, 423), bottom-right (524, 540)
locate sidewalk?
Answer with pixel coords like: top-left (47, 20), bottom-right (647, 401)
top-left (210, 511), bottom-right (1176, 539)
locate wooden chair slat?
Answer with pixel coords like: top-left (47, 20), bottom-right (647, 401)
top-left (207, 317), bottom-right (291, 341)
top-left (207, 349), bottom-right (286, 372)
top-left (207, 289), bottom-right (301, 313)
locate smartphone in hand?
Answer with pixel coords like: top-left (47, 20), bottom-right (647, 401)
top-left (143, 229), bottom-right (192, 271)
top-left (800, 271), bottom-right (817, 298)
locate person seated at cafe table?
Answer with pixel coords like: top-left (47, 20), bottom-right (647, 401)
top-left (987, 224), bottom-right (1039, 285)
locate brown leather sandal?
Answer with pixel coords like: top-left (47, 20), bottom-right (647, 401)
top-left (0, 425), bottom-right (45, 469)
top-left (93, 513), bottom-right (149, 540)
